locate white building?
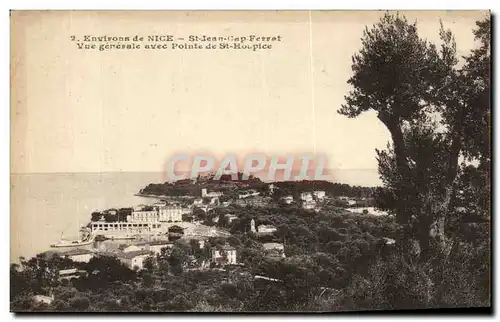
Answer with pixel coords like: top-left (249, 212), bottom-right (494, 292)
top-left (313, 191), bottom-right (326, 200)
top-left (138, 241), bottom-right (174, 255)
top-left (383, 237), bottom-right (396, 245)
top-left (211, 245), bottom-right (237, 265)
top-left (336, 196), bottom-right (357, 206)
top-left (302, 200), bottom-right (317, 210)
top-left (61, 248), bottom-right (95, 263)
top-left (130, 207), bottom-right (158, 223)
top-left (282, 196), bottom-right (294, 204)
top-left (128, 204), bottom-right (189, 223)
top-left (158, 205), bottom-right (188, 222)
top-left (91, 221), bottom-right (162, 236)
top-left (238, 190), bottom-right (260, 199)
top-left (119, 244), bottom-right (143, 253)
top-left (112, 242), bottom-right (168, 256)
top-left (32, 294), bottom-right (54, 305)
top-left (58, 268), bottom-right (87, 281)
top-left (193, 198), bottom-right (203, 206)
top-left (250, 219), bottom-right (256, 233)
top-left (224, 213), bottom-right (238, 224)
top-left (150, 241), bottom-right (174, 254)
top-left (117, 250), bottom-right (152, 270)
top-left (201, 188), bottom-right (223, 198)
top-left (263, 242), bottom-right (286, 258)
top-left (257, 224), bottom-right (277, 234)
top-left (300, 192), bottom-right (313, 202)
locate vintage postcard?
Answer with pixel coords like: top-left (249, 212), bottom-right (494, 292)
top-left (10, 10), bottom-right (491, 312)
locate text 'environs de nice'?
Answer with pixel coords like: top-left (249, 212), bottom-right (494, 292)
top-left (81, 35), bottom-right (283, 43)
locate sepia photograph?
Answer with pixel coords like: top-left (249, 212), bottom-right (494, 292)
top-left (9, 10), bottom-right (491, 313)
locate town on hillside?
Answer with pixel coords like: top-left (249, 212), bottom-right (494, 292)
top-left (42, 175), bottom-right (384, 273)
top-left (13, 175), bottom-right (403, 311)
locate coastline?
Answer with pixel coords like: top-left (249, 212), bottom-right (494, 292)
top-left (134, 193), bottom-right (196, 200)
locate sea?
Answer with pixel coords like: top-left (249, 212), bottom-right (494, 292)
top-left (10, 170), bottom-right (380, 262)
top-left (10, 172), bottom-right (168, 263)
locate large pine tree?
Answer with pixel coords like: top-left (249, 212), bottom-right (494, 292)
top-left (339, 13), bottom-right (491, 259)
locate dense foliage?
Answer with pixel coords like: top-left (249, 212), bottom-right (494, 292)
top-left (11, 199), bottom-right (488, 311)
top-left (11, 208), bottom-right (400, 312)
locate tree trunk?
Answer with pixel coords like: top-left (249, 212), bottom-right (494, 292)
top-left (378, 106), bottom-right (462, 259)
top-left (378, 112), bottom-right (410, 180)
top-left (377, 112), bottom-right (412, 225)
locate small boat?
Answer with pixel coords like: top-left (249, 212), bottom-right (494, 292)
top-left (50, 227), bottom-right (95, 248)
top-left (50, 238), bottom-right (94, 248)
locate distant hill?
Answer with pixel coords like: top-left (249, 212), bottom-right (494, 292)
top-left (140, 171), bottom-right (375, 199)
top-left (140, 172), bottom-right (265, 197)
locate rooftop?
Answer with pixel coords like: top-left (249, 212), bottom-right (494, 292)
top-left (96, 251), bottom-right (119, 258)
top-left (383, 237), bottom-right (396, 245)
top-left (133, 241), bottom-right (174, 247)
top-left (168, 225), bottom-right (185, 230)
top-left (117, 250), bottom-right (153, 259)
top-left (258, 224), bottom-right (276, 228)
top-left (59, 268), bottom-right (79, 275)
top-left (149, 240), bottom-right (174, 246)
top-left (263, 243), bottom-right (284, 250)
top-left (61, 248), bottom-right (94, 256)
top-left (254, 275), bottom-right (282, 282)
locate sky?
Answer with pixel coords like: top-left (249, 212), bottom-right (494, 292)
top-left (11, 11), bottom-right (489, 185)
